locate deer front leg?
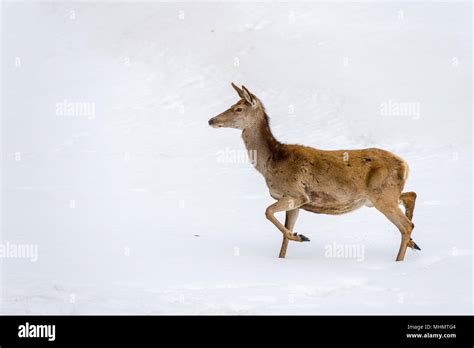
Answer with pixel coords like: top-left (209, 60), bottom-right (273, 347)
top-left (279, 209), bottom-right (300, 258)
top-left (265, 197), bottom-right (309, 244)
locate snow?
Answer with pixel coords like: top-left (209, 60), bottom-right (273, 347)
top-left (1, 1), bottom-right (472, 314)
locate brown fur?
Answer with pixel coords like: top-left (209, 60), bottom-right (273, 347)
top-left (209, 83), bottom-right (419, 261)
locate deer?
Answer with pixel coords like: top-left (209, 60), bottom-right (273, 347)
top-left (208, 83), bottom-right (420, 261)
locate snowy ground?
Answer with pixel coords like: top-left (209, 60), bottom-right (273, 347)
top-left (1, 1), bottom-right (472, 314)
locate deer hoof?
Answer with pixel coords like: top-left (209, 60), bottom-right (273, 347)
top-left (410, 238), bottom-right (421, 251)
top-left (293, 232), bottom-right (310, 242)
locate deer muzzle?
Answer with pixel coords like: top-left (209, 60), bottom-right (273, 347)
top-left (208, 117), bottom-right (219, 127)
top-left (208, 113), bottom-right (227, 128)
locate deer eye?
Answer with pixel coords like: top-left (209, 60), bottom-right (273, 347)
top-left (235, 108), bottom-right (243, 112)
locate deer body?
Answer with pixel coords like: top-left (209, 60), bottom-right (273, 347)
top-left (209, 83), bottom-right (419, 261)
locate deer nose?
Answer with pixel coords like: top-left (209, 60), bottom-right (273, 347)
top-left (208, 118), bottom-right (215, 126)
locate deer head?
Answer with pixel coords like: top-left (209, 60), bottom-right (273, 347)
top-left (208, 83), bottom-right (262, 130)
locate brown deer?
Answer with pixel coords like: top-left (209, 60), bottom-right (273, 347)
top-left (208, 83), bottom-right (420, 261)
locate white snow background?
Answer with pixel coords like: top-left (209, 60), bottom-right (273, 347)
top-left (1, 1), bottom-right (472, 314)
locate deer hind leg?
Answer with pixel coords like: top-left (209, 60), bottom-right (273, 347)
top-left (279, 209), bottom-right (300, 258)
top-left (373, 200), bottom-right (414, 261)
top-left (399, 192), bottom-right (420, 250)
top-left (400, 192), bottom-right (417, 220)
top-left (265, 196), bottom-right (309, 243)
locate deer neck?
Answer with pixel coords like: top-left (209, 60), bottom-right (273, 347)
top-left (241, 113), bottom-right (279, 175)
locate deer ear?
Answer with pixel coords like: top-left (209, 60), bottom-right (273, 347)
top-left (231, 82), bottom-right (244, 98)
top-left (241, 85), bottom-right (255, 105)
